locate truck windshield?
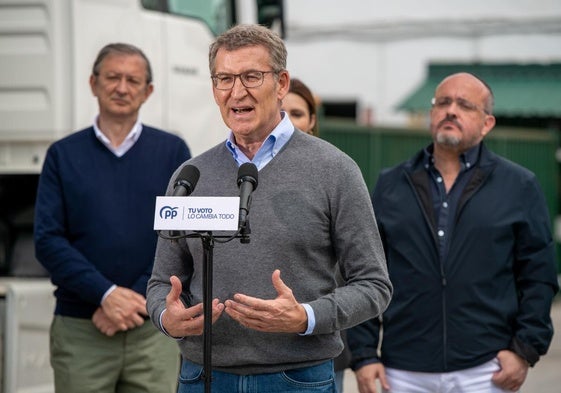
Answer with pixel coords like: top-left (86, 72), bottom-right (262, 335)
top-left (141, 0), bottom-right (235, 36)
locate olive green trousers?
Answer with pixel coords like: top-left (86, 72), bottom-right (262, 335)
top-left (50, 315), bottom-right (180, 393)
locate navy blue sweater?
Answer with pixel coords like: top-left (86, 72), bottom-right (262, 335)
top-left (34, 125), bottom-right (191, 318)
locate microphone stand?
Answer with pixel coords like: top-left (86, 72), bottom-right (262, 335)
top-left (201, 232), bottom-right (214, 393)
top-left (159, 161), bottom-right (257, 392)
top-left (176, 221), bottom-right (249, 393)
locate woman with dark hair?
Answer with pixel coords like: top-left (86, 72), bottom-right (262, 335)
top-left (282, 78), bottom-right (319, 136)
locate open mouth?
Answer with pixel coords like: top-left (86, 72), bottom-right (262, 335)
top-left (232, 107), bottom-right (253, 114)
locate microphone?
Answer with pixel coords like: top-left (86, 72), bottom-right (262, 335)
top-left (169, 164), bottom-right (199, 240)
top-left (237, 163), bottom-right (258, 234)
top-left (172, 165), bottom-right (200, 196)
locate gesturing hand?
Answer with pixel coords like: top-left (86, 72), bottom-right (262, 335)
top-left (224, 269), bottom-right (308, 333)
top-left (161, 275), bottom-right (225, 338)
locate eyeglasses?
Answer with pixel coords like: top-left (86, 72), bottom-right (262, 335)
top-left (431, 96), bottom-right (490, 115)
top-left (211, 70), bottom-right (278, 90)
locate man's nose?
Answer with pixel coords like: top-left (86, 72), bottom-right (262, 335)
top-left (116, 76), bottom-right (129, 92)
top-left (230, 76), bottom-right (247, 98)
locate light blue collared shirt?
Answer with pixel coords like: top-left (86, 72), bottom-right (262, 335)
top-left (225, 111), bottom-right (294, 170)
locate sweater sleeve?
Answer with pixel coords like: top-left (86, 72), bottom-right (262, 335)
top-left (34, 145), bottom-right (114, 306)
top-left (347, 176), bottom-right (387, 370)
top-left (306, 152), bottom-right (392, 334)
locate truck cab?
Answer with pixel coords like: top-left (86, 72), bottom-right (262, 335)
top-left (0, 0), bottom-right (283, 391)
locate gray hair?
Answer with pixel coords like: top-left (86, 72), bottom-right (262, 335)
top-left (92, 43), bottom-right (153, 84)
top-left (209, 24), bottom-right (287, 74)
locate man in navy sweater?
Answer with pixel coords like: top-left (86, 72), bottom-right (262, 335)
top-left (34, 43), bottom-right (191, 393)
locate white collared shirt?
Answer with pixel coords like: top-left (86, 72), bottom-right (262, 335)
top-left (93, 116), bottom-right (143, 157)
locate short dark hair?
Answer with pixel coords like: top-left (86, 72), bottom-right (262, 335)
top-left (92, 43), bottom-right (153, 84)
top-left (209, 24), bottom-right (287, 75)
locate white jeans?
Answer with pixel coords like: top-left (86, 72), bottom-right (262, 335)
top-left (384, 359), bottom-right (517, 393)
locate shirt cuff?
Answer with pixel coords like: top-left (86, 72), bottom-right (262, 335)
top-left (159, 309), bottom-right (184, 340)
top-left (101, 284), bottom-right (117, 304)
top-left (299, 303), bottom-right (315, 335)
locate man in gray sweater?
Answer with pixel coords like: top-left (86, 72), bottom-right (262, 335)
top-left (147, 24), bottom-right (392, 393)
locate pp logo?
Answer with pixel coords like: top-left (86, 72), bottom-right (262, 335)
top-left (160, 206), bottom-right (178, 219)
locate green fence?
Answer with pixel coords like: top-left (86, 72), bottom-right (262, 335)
top-left (320, 119), bottom-right (560, 271)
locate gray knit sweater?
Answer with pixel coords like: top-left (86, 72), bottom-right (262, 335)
top-left (147, 130), bottom-right (391, 374)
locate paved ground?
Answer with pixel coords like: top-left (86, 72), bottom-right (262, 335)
top-left (342, 297), bottom-right (561, 392)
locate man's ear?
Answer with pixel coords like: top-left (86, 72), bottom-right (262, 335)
top-left (89, 74), bottom-right (98, 97)
top-left (481, 114), bottom-right (496, 138)
top-left (277, 70), bottom-right (290, 100)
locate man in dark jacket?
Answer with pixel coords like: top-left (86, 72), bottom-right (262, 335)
top-left (347, 72), bottom-right (559, 392)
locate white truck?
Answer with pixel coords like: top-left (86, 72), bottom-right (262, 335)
top-left (0, 0), bottom-right (284, 391)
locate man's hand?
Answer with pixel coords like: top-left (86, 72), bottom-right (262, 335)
top-left (161, 275), bottom-right (225, 338)
top-left (101, 286), bottom-right (147, 331)
top-left (355, 363), bottom-right (390, 393)
top-left (92, 307), bottom-right (121, 336)
top-left (224, 269), bottom-right (308, 333)
top-left (492, 350), bottom-right (529, 391)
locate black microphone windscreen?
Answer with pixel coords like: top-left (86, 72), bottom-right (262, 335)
top-left (173, 164), bottom-right (200, 196)
top-left (237, 163), bottom-right (258, 189)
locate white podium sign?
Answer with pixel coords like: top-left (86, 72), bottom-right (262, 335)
top-left (154, 196), bottom-right (240, 231)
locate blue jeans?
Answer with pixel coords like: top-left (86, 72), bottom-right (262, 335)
top-left (335, 370), bottom-right (345, 393)
top-left (178, 358), bottom-right (336, 393)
